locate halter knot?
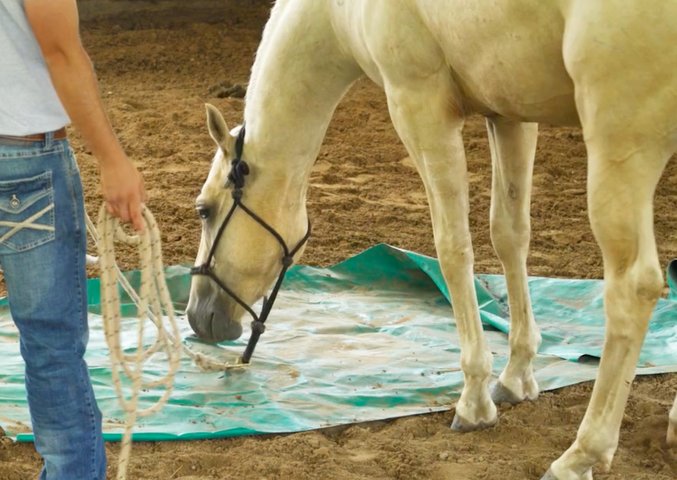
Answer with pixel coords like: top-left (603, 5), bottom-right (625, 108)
top-left (228, 160), bottom-right (250, 189)
top-left (251, 321), bottom-right (266, 335)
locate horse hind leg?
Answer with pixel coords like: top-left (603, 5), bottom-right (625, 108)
top-left (542, 7), bottom-right (677, 476)
top-left (543, 116), bottom-right (673, 480)
top-left (486, 116), bottom-right (541, 405)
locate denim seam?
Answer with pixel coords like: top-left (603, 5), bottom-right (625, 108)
top-left (67, 162), bottom-right (99, 479)
top-left (62, 150), bottom-right (81, 233)
top-left (73, 232), bottom-right (98, 480)
top-left (66, 147), bottom-right (80, 175)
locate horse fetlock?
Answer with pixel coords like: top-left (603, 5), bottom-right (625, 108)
top-left (579, 432), bottom-right (617, 469)
top-left (549, 436), bottom-right (615, 480)
top-left (451, 395), bottom-right (498, 432)
top-left (492, 369), bottom-right (539, 405)
top-left (452, 380), bottom-right (497, 432)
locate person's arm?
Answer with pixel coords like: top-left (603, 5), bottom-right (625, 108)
top-left (24, 0), bottom-right (146, 232)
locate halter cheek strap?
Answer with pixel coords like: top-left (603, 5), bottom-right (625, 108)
top-left (190, 124), bottom-right (312, 364)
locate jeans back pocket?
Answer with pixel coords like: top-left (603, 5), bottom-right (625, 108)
top-left (0, 171), bottom-right (55, 252)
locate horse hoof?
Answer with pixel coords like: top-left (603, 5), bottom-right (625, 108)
top-left (540, 467), bottom-right (593, 480)
top-left (540, 469), bottom-right (559, 480)
top-left (450, 412), bottom-right (497, 432)
top-left (490, 380), bottom-right (526, 405)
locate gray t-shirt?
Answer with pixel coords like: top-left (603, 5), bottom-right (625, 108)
top-left (0, 0), bottom-right (70, 136)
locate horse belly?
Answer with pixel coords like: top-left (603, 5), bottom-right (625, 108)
top-left (418, 0), bottom-right (579, 125)
top-left (453, 56), bottom-right (579, 126)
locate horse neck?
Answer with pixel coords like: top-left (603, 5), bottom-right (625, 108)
top-left (244, 0), bottom-right (360, 189)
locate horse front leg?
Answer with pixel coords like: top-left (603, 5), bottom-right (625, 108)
top-left (384, 71), bottom-right (497, 431)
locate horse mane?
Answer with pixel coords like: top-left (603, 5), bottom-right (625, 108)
top-left (244, 0), bottom-right (294, 108)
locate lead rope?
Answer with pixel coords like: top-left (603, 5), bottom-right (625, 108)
top-left (86, 204), bottom-right (244, 480)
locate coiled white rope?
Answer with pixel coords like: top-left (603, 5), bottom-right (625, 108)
top-left (86, 204), bottom-right (244, 480)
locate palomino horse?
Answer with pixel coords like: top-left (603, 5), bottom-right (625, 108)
top-left (186, 0), bottom-right (677, 478)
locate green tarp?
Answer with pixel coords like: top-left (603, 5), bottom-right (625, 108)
top-left (1, 244), bottom-right (676, 442)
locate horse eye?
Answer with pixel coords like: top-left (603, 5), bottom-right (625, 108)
top-left (197, 207), bottom-right (211, 220)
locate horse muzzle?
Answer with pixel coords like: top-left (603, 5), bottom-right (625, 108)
top-left (186, 296), bottom-right (244, 344)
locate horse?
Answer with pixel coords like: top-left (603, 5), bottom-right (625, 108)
top-left (185, 1), bottom-right (677, 478)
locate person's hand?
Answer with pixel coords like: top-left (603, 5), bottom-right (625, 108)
top-left (99, 155), bottom-right (147, 233)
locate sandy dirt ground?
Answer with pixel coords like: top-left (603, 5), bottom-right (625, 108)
top-left (1, 1), bottom-right (677, 479)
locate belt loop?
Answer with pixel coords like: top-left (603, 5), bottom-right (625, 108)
top-left (44, 131), bottom-right (54, 150)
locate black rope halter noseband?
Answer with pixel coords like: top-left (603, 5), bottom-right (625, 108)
top-left (190, 124), bottom-right (311, 364)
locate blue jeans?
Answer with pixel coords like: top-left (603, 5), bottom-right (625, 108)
top-left (0, 133), bottom-right (106, 480)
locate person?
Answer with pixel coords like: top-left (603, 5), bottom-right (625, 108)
top-left (0, 0), bottom-right (147, 478)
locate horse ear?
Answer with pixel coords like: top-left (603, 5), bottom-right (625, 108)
top-left (205, 103), bottom-right (235, 155)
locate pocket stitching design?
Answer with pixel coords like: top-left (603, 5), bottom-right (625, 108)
top-left (0, 172), bottom-right (56, 253)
